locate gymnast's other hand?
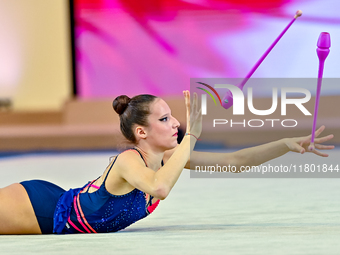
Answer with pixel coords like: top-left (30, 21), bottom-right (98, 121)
top-left (183, 90), bottom-right (202, 139)
top-left (283, 125), bottom-right (334, 157)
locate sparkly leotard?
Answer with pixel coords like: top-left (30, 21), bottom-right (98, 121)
top-left (53, 148), bottom-right (160, 234)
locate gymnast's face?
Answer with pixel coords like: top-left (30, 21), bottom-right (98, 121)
top-left (141, 98), bottom-right (180, 151)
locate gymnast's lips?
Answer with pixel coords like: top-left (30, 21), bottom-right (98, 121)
top-left (173, 132), bottom-right (178, 137)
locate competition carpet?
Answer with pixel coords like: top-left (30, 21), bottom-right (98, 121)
top-left (0, 148), bottom-right (339, 255)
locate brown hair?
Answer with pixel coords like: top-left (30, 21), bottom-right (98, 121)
top-left (112, 94), bottom-right (157, 143)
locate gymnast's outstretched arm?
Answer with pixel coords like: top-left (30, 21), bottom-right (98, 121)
top-left (163, 125), bottom-right (334, 172)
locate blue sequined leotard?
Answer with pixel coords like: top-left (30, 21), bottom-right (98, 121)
top-left (53, 149), bottom-right (160, 234)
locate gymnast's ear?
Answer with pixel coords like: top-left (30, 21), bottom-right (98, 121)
top-left (134, 126), bottom-right (147, 141)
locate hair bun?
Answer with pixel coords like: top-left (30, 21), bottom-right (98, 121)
top-left (112, 95), bottom-right (131, 115)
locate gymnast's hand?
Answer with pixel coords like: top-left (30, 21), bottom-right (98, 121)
top-left (283, 125), bottom-right (334, 157)
top-left (183, 90), bottom-right (202, 139)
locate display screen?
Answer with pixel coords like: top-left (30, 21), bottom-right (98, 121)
top-left (73, 0), bottom-right (340, 98)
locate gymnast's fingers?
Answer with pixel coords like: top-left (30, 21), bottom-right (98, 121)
top-left (314, 134), bottom-right (334, 144)
top-left (311, 148), bottom-right (329, 157)
top-left (183, 90), bottom-right (191, 132)
top-left (314, 143), bottom-right (335, 150)
top-left (191, 92), bottom-right (197, 115)
top-left (314, 125), bottom-right (326, 138)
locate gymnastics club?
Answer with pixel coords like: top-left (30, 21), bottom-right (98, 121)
top-left (309, 32), bottom-right (331, 151)
top-left (222, 10), bottom-right (303, 109)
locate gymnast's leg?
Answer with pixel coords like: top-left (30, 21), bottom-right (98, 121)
top-left (0, 183), bottom-right (41, 234)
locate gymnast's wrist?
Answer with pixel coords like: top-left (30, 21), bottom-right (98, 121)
top-left (281, 138), bottom-right (294, 152)
top-left (185, 133), bottom-right (200, 141)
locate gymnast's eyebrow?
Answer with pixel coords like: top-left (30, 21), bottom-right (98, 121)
top-left (159, 113), bottom-right (169, 118)
top-left (159, 110), bottom-right (172, 118)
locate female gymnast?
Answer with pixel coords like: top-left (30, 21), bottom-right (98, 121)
top-left (0, 91), bottom-right (334, 234)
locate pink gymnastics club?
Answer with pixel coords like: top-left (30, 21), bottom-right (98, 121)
top-left (309, 32), bottom-right (331, 151)
top-left (222, 10), bottom-right (303, 109)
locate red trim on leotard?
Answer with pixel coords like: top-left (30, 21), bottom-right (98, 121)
top-left (90, 184), bottom-right (100, 189)
top-left (76, 190), bottom-right (97, 233)
top-left (147, 199), bottom-right (160, 214)
top-left (67, 218), bottom-right (85, 233)
top-left (68, 180), bottom-right (98, 233)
